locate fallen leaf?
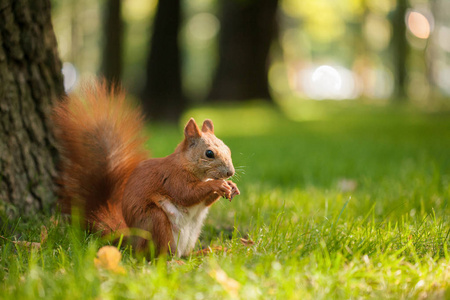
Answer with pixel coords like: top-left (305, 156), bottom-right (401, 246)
top-left (40, 226), bottom-right (48, 245)
top-left (94, 246), bottom-right (125, 274)
top-left (240, 238), bottom-right (255, 247)
top-left (50, 216), bottom-right (59, 227)
top-left (208, 265), bottom-right (241, 298)
top-left (1, 235), bottom-right (41, 250)
top-left (193, 246), bottom-right (229, 256)
top-left (167, 259), bottom-right (185, 266)
top-left (14, 241), bottom-right (41, 249)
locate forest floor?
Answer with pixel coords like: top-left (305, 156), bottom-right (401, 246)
top-left (1, 99), bottom-right (450, 299)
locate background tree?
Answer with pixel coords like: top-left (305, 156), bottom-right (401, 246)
top-left (390, 0), bottom-right (409, 100)
top-left (100, 0), bottom-right (123, 84)
top-left (207, 0), bottom-right (279, 102)
top-left (0, 0), bottom-right (64, 214)
top-left (140, 0), bottom-right (185, 121)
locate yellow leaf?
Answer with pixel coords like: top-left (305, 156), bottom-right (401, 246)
top-left (94, 246), bottom-right (125, 274)
top-left (208, 265), bottom-right (241, 298)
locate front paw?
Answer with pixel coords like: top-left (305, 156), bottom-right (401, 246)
top-left (210, 179), bottom-right (232, 199)
top-left (227, 181), bottom-right (240, 201)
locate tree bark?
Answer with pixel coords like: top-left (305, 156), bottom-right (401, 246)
top-left (140, 0), bottom-right (185, 122)
top-left (207, 0), bottom-right (279, 102)
top-left (391, 0), bottom-right (409, 101)
top-left (0, 0), bottom-right (64, 215)
top-left (100, 0), bottom-right (123, 84)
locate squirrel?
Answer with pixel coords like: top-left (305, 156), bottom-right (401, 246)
top-left (53, 81), bottom-right (240, 257)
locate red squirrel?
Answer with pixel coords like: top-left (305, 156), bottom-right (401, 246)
top-left (53, 81), bottom-right (240, 257)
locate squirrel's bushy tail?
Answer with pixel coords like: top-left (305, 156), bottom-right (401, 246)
top-left (53, 80), bottom-right (148, 232)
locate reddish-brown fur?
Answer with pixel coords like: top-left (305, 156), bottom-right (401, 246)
top-left (53, 81), bottom-right (148, 233)
top-left (53, 80), bottom-right (239, 257)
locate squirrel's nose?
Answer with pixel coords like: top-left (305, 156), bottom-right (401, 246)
top-left (225, 164), bottom-right (235, 178)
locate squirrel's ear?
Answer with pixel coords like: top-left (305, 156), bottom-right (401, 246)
top-left (184, 118), bottom-right (201, 140)
top-left (201, 119), bottom-right (214, 134)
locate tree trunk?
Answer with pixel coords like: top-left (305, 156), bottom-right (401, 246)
top-left (207, 0), bottom-right (279, 102)
top-left (0, 0), bottom-right (64, 215)
top-left (391, 0), bottom-right (409, 101)
top-left (140, 0), bottom-right (185, 122)
top-left (100, 0), bottom-right (123, 84)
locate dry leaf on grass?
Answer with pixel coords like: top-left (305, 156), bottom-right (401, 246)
top-left (193, 246), bottom-right (229, 256)
top-left (94, 246), bottom-right (126, 274)
top-left (40, 226), bottom-right (48, 245)
top-left (14, 241), bottom-right (41, 249)
top-left (50, 215), bottom-right (59, 227)
top-left (240, 238), bottom-right (255, 247)
top-left (0, 235), bottom-right (41, 250)
top-left (208, 265), bottom-right (241, 298)
top-left (167, 259), bottom-right (186, 267)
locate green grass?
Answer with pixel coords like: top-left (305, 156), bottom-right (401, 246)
top-left (2, 99), bottom-right (450, 299)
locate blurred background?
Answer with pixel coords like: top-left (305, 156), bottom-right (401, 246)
top-left (51, 0), bottom-right (450, 121)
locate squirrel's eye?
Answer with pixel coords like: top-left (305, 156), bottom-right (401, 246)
top-left (205, 150), bottom-right (215, 159)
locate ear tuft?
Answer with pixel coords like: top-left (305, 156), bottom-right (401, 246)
top-left (184, 118), bottom-right (201, 139)
top-left (202, 119), bottom-right (214, 134)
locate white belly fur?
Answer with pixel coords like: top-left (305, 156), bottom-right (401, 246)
top-left (165, 202), bottom-right (210, 257)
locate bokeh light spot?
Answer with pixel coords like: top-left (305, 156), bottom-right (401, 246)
top-left (62, 62), bottom-right (77, 92)
top-left (312, 65), bottom-right (342, 91)
top-left (188, 13), bottom-right (220, 41)
top-left (300, 65), bottom-right (358, 100)
top-left (407, 11), bottom-right (431, 39)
